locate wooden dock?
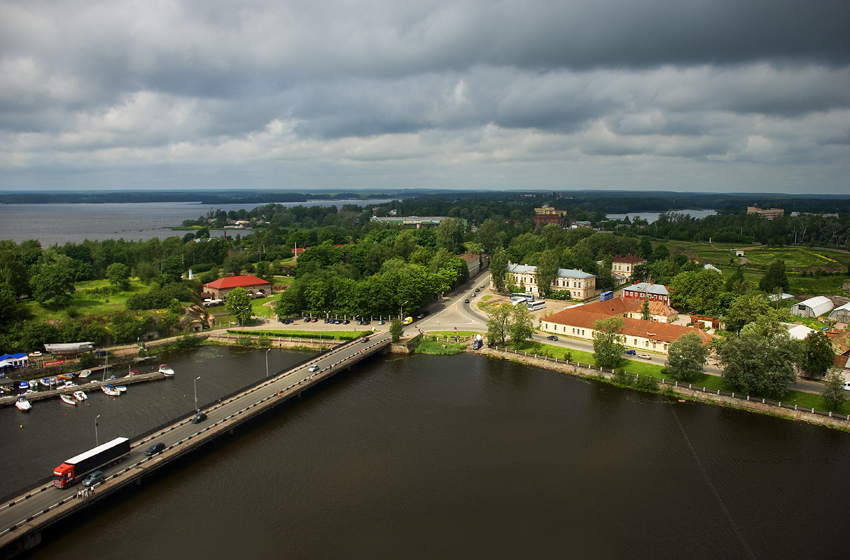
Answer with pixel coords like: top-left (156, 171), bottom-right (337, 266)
top-left (0, 372), bottom-right (167, 407)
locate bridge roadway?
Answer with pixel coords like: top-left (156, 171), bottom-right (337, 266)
top-left (0, 333), bottom-right (392, 559)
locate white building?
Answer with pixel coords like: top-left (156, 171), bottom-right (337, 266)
top-left (828, 302), bottom-right (850, 324)
top-left (502, 263), bottom-right (596, 300)
top-left (790, 296), bottom-right (834, 318)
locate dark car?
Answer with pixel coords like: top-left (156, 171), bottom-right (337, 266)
top-left (546, 335), bottom-right (559, 341)
top-left (625, 350), bottom-right (636, 355)
top-left (304, 318), bottom-right (312, 323)
top-left (475, 288), bottom-right (480, 292)
top-left (191, 411), bottom-right (207, 424)
top-left (343, 320), bottom-right (350, 324)
top-left (311, 317), bottom-right (318, 322)
top-left (464, 299), bottom-right (470, 303)
top-left (145, 442), bottom-right (166, 457)
top-left (361, 336), bottom-right (370, 343)
top-left (472, 340), bottom-right (483, 350)
top-left (83, 470), bottom-right (104, 487)
top-left (416, 313), bottom-right (423, 319)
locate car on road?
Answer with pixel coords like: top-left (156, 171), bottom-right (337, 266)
top-left (361, 337), bottom-right (370, 343)
top-left (145, 442), bottom-right (166, 457)
top-left (624, 350), bottom-right (636, 355)
top-left (475, 288), bottom-right (480, 292)
top-left (308, 364), bottom-right (319, 372)
top-left (464, 299), bottom-right (470, 303)
top-left (343, 320), bottom-right (350, 324)
top-left (403, 317), bottom-right (413, 325)
top-left (83, 470), bottom-right (104, 487)
top-left (378, 320), bottom-right (385, 325)
top-left (311, 317), bottom-right (318, 322)
top-left (191, 411), bottom-right (207, 424)
top-left (304, 318), bottom-right (312, 323)
top-left (639, 353), bottom-right (651, 360)
top-left (472, 340), bottom-right (483, 350)
top-left (416, 313), bottom-right (423, 319)
top-left (546, 335), bottom-right (559, 341)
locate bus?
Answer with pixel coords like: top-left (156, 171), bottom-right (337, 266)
top-left (600, 290), bottom-right (614, 302)
top-left (527, 300), bottom-right (546, 312)
top-left (510, 293), bottom-right (533, 302)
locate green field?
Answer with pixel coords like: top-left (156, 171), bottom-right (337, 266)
top-left (22, 279), bottom-right (159, 321)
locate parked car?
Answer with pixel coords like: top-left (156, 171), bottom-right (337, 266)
top-left (639, 353), bottom-right (651, 360)
top-left (83, 470), bottom-right (104, 487)
top-left (472, 340), bottom-right (483, 350)
top-left (343, 320), bottom-right (350, 324)
top-left (304, 318), bottom-right (312, 323)
top-left (625, 350), bottom-right (636, 355)
top-left (311, 318), bottom-right (318, 322)
top-left (416, 313), bottom-right (423, 319)
top-left (378, 319), bottom-right (385, 325)
top-left (145, 442), bottom-right (166, 456)
top-left (191, 411), bottom-right (207, 424)
top-left (546, 335), bottom-right (559, 341)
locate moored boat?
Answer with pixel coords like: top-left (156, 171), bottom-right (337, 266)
top-left (101, 386), bottom-right (121, 396)
top-left (39, 378), bottom-right (51, 388)
top-left (60, 394), bottom-right (77, 405)
top-left (108, 384), bottom-right (127, 393)
top-left (79, 369), bottom-right (92, 378)
top-left (28, 380), bottom-right (38, 390)
top-left (158, 364), bottom-right (175, 376)
top-left (17, 381), bottom-right (28, 391)
top-left (73, 390), bottom-right (87, 401)
top-left (15, 397), bottom-right (32, 411)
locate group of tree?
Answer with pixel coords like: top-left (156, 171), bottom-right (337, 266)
top-left (485, 304), bottom-right (534, 347)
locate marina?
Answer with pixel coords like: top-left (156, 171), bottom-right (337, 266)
top-left (0, 372), bottom-right (167, 408)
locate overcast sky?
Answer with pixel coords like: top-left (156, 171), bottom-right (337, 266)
top-left (1, 0), bottom-right (848, 194)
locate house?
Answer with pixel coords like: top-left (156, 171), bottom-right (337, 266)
top-left (828, 302), bottom-right (850, 324)
top-left (768, 293), bottom-right (795, 302)
top-left (503, 263), bottom-right (596, 300)
top-left (623, 282), bottom-right (670, 306)
top-left (785, 324), bottom-right (816, 340)
top-left (459, 253), bottom-right (481, 277)
top-left (690, 315), bottom-right (722, 330)
top-left (611, 254), bottom-right (646, 280)
top-left (0, 353), bottom-right (29, 374)
top-left (203, 275), bottom-right (271, 300)
top-left (790, 296), bottom-right (834, 318)
top-left (747, 206), bottom-right (784, 220)
top-left (540, 308), bottom-right (714, 355)
top-left (533, 206), bottom-right (568, 229)
top-left (370, 216), bottom-right (467, 229)
top-left (44, 342), bottom-right (94, 358)
top-left (579, 298), bottom-right (678, 324)
top-left (834, 356), bottom-right (850, 381)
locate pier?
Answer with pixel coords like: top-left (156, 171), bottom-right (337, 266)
top-left (0, 334), bottom-right (391, 559)
top-left (0, 372), bottom-right (167, 407)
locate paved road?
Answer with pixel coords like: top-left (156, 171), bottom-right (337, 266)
top-left (0, 333), bottom-right (391, 540)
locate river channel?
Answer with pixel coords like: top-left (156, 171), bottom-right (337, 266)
top-left (4, 348), bottom-right (850, 559)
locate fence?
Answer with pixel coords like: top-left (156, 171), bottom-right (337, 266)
top-left (487, 345), bottom-right (850, 424)
top-left (209, 333), bottom-right (345, 347)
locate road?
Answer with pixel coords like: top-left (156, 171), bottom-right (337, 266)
top-left (0, 333), bottom-right (392, 541)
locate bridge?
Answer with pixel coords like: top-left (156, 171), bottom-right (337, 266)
top-left (0, 333), bottom-right (392, 559)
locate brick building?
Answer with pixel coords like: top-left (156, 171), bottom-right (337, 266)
top-left (203, 275), bottom-right (271, 300)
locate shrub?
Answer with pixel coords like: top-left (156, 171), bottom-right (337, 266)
top-left (257, 335), bottom-right (270, 347)
top-left (634, 374), bottom-right (660, 391)
top-left (613, 369), bottom-right (633, 386)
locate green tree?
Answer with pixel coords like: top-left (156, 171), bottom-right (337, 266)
top-left (639, 237), bottom-right (653, 259)
top-left (161, 255), bottom-right (184, 283)
top-left (255, 260), bottom-right (271, 282)
top-left (486, 304), bottom-right (512, 346)
top-left (390, 318), bottom-right (404, 342)
top-left (535, 249), bottom-right (561, 297)
top-left (0, 284), bottom-right (17, 325)
top-left (800, 331), bottom-right (836, 379)
top-left (436, 217), bottom-right (465, 254)
top-left (821, 370), bottom-right (847, 411)
top-left (641, 296), bottom-right (651, 321)
top-left (167, 298), bottom-right (183, 316)
top-left (106, 262), bottom-right (131, 291)
top-left (29, 251), bottom-right (77, 304)
top-left (510, 304), bottom-right (534, 347)
top-left (669, 269), bottom-right (724, 315)
top-left (490, 248), bottom-right (509, 292)
top-left (718, 319), bottom-right (798, 398)
top-left (592, 317), bottom-right (625, 369)
top-left (724, 291), bottom-right (772, 333)
top-left (665, 332), bottom-right (708, 382)
top-left (476, 218), bottom-right (504, 254)
top-left (226, 287), bottom-right (253, 326)
top-left (759, 260), bottom-right (789, 293)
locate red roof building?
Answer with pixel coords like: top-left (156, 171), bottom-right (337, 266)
top-left (611, 254), bottom-right (646, 280)
top-left (203, 275), bottom-right (271, 300)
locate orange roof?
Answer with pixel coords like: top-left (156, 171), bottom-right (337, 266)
top-left (544, 307), bottom-right (713, 345)
top-left (204, 275), bottom-right (270, 290)
top-left (580, 298), bottom-right (677, 318)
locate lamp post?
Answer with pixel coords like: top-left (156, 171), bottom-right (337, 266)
top-left (194, 376), bottom-right (201, 412)
top-left (265, 348), bottom-right (271, 378)
top-left (95, 414), bottom-right (101, 446)
top-left (400, 300), bottom-right (408, 321)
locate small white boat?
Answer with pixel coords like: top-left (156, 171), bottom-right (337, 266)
top-left (15, 397), bottom-right (32, 411)
top-left (17, 381), bottom-right (28, 391)
top-left (78, 369), bottom-right (92, 378)
top-left (63, 380), bottom-right (77, 388)
top-left (158, 364), bottom-right (175, 376)
top-left (60, 394), bottom-right (77, 406)
top-left (125, 370), bottom-right (138, 378)
top-left (39, 378), bottom-right (51, 388)
top-left (101, 386), bottom-right (121, 396)
top-left (108, 384), bottom-right (127, 393)
top-left (28, 380), bottom-right (38, 390)
top-left (73, 391), bottom-right (88, 401)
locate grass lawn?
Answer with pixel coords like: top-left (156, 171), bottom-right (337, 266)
top-left (22, 279), bottom-right (156, 321)
top-left (271, 276), bottom-right (294, 286)
top-left (415, 339), bottom-right (466, 355)
top-left (226, 329), bottom-right (364, 341)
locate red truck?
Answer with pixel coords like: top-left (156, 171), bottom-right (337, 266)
top-left (53, 437), bottom-right (130, 489)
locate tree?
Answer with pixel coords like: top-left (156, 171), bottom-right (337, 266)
top-left (106, 263), bottom-right (131, 291)
top-left (639, 237), bottom-right (653, 259)
top-left (724, 291), bottom-right (772, 333)
top-left (800, 331), bottom-right (835, 379)
top-left (821, 370), bottom-right (847, 411)
top-left (535, 249), bottom-right (561, 297)
top-left (161, 255), bottom-right (184, 283)
top-left (436, 217), bottom-right (465, 254)
top-left (718, 319), bottom-right (798, 398)
top-left (226, 287), bottom-right (252, 326)
top-left (759, 260), bottom-right (789, 293)
top-left (29, 251), bottom-right (76, 304)
top-left (486, 305), bottom-right (512, 346)
top-left (490, 248), bottom-right (509, 292)
top-left (669, 269), bottom-right (724, 315)
top-left (641, 296), bottom-right (651, 321)
top-left (510, 304), bottom-right (534, 347)
top-left (665, 332), bottom-right (708, 382)
top-left (592, 317), bottom-right (625, 369)
top-left (390, 318), bottom-right (404, 342)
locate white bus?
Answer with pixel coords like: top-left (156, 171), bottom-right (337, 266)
top-left (510, 292), bottom-right (533, 302)
top-left (527, 300), bottom-right (546, 312)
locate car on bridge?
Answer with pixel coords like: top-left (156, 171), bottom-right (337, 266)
top-left (83, 470), bottom-right (104, 487)
top-left (191, 411), bottom-right (207, 424)
top-left (361, 337), bottom-right (370, 343)
top-left (145, 442), bottom-right (165, 457)
top-left (308, 364), bottom-right (319, 372)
